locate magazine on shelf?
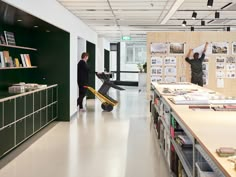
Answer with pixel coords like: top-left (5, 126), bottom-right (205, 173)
top-left (4, 31), bottom-right (16, 45)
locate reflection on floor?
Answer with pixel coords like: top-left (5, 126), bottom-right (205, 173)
top-left (0, 87), bottom-right (169, 177)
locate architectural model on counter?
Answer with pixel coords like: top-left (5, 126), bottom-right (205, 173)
top-left (8, 82), bottom-right (47, 93)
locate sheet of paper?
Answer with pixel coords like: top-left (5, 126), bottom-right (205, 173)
top-left (193, 43), bottom-right (211, 56)
top-left (217, 78), bottom-right (224, 88)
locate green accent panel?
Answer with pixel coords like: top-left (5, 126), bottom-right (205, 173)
top-left (16, 96), bottom-right (25, 120)
top-left (32, 31), bottom-right (70, 121)
top-left (26, 115), bottom-right (33, 138)
top-left (4, 99), bottom-right (15, 126)
top-left (34, 112), bottom-right (40, 132)
top-left (104, 49), bottom-right (110, 72)
top-left (86, 41), bottom-right (96, 99)
top-left (0, 125), bottom-right (14, 156)
top-left (16, 119), bottom-right (25, 145)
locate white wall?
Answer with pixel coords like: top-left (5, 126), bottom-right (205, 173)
top-left (96, 37), bottom-right (110, 89)
top-left (4, 0), bottom-right (99, 117)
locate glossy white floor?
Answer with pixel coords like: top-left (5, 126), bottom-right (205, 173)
top-left (0, 87), bottom-right (169, 177)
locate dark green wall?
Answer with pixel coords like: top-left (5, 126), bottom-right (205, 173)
top-left (104, 49), bottom-right (110, 72)
top-left (86, 41), bottom-right (96, 99)
top-left (0, 24), bottom-right (70, 121)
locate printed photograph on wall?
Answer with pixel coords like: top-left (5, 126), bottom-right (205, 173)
top-left (216, 57), bottom-right (225, 63)
top-left (150, 43), bottom-right (168, 53)
top-left (226, 56), bottom-right (236, 63)
top-left (151, 66), bottom-right (162, 75)
top-left (226, 71), bottom-right (236, 78)
top-left (202, 63), bottom-right (208, 71)
top-left (164, 66), bottom-right (176, 75)
top-left (164, 57), bottom-right (176, 65)
top-left (226, 64), bottom-right (236, 71)
top-left (165, 76), bottom-right (176, 83)
top-left (212, 42), bottom-right (229, 54)
top-left (216, 71), bottom-right (225, 78)
top-left (151, 57), bottom-right (163, 65)
top-left (232, 42), bottom-right (236, 55)
top-left (169, 43), bottom-right (185, 54)
top-left (216, 63), bottom-right (225, 70)
top-left (151, 76), bottom-right (162, 82)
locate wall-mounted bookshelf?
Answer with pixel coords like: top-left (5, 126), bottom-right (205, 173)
top-left (0, 44), bottom-right (37, 51)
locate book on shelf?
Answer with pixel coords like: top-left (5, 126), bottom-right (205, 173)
top-left (0, 51), bottom-right (5, 67)
top-left (4, 31), bottom-right (16, 45)
top-left (14, 58), bottom-right (20, 67)
top-left (24, 54), bottom-right (32, 67)
top-left (0, 34), bottom-right (6, 44)
top-left (20, 54), bottom-right (27, 67)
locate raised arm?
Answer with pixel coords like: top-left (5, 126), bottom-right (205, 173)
top-left (203, 42), bottom-right (208, 53)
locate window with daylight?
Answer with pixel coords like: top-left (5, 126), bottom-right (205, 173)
top-left (126, 43), bottom-right (146, 64)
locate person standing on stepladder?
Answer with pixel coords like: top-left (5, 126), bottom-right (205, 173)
top-left (77, 52), bottom-right (89, 111)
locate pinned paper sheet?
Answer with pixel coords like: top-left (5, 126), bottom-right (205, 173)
top-left (193, 43), bottom-right (211, 56)
top-left (217, 78), bottom-right (224, 88)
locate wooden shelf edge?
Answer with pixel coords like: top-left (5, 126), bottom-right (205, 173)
top-left (0, 66), bottom-right (37, 70)
top-left (0, 44), bottom-right (37, 51)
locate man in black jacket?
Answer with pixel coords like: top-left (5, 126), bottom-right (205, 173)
top-left (185, 42), bottom-right (208, 86)
top-left (77, 52), bottom-right (89, 110)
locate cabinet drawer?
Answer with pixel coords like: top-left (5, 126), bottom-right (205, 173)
top-left (34, 112), bottom-right (40, 132)
top-left (26, 115), bottom-right (33, 138)
top-left (0, 125), bottom-right (15, 157)
top-left (4, 99), bottom-right (15, 126)
top-left (16, 96), bottom-right (25, 120)
top-left (41, 90), bottom-right (47, 108)
top-left (41, 108), bottom-right (47, 127)
top-left (26, 94), bottom-right (33, 115)
top-left (16, 119), bottom-right (25, 145)
top-left (34, 92), bottom-right (40, 111)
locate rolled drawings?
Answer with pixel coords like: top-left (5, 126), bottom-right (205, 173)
top-left (232, 42), bottom-right (236, 55)
top-left (164, 66), bottom-right (176, 75)
top-left (151, 57), bottom-right (163, 65)
top-left (226, 56), bottom-right (236, 63)
top-left (216, 71), bottom-right (225, 78)
top-left (193, 43), bottom-right (212, 56)
top-left (226, 64), bottom-right (236, 71)
top-left (226, 71), bottom-right (236, 78)
top-left (151, 43), bottom-right (168, 53)
top-left (169, 43), bottom-right (185, 54)
top-left (165, 76), bottom-right (176, 83)
top-left (216, 63), bottom-right (225, 70)
top-left (164, 57), bottom-right (176, 65)
top-left (212, 42), bottom-right (229, 54)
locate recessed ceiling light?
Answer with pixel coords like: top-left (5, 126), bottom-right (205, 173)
top-left (34, 25), bottom-right (39, 28)
top-left (207, 0), bottom-right (213, 8)
top-left (17, 19), bottom-right (22, 22)
top-left (46, 30), bottom-right (50, 32)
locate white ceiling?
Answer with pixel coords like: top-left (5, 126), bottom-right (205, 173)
top-left (57, 0), bottom-right (236, 42)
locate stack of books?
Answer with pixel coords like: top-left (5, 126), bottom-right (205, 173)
top-left (216, 147), bottom-right (236, 157)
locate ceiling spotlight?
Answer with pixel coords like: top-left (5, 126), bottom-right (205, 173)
top-left (182, 20), bottom-right (187, 27)
top-left (215, 11), bottom-right (220, 18)
top-left (201, 20), bottom-right (205, 26)
top-left (207, 0), bottom-right (213, 8)
top-left (192, 11), bottom-right (197, 20)
top-left (227, 27), bottom-right (230, 31)
top-left (191, 26), bottom-right (194, 31)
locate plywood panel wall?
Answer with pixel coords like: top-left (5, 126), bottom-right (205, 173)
top-left (147, 32), bottom-right (236, 96)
